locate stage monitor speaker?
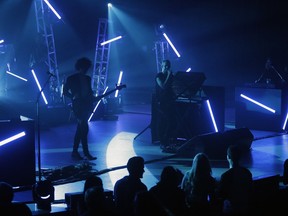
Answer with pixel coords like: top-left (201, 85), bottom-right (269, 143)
top-left (0, 120), bottom-right (36, 187)
top-left (223, 127), bottom-right (254, 153)
top-left (176, 128), bottom-right (254, 159)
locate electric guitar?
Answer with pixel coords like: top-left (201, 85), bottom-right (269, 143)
top-left (72, 84), bottom-right (126, 116)
top-left (93, 84), bottom-right (126, 102)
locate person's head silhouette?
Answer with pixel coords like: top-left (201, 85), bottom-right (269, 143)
top-left (127, 156), bottom-right (145, 178)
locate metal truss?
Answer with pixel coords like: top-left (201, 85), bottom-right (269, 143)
top-left (92, 18), bottom-right (110, 96)
top-left (154, 41), bottom-right (170, 73)
top-left (34, 0), bottom-right (61, 104)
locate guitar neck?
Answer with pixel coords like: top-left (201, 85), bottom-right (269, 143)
top-left (95, 85), bottom-right (125, 101)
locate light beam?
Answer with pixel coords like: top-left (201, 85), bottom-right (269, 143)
top-left (0, 132), bottom-right (26, 146)
top-left (101, 36), bottom-right (122, 46)
top-left (31, 69), bottom-right (48, 105)
top-left (44, 0), bottom-right (61, 19)
top-left (115, 70), bottom-right (123, 97)
top-left (163, 33), bottom-right (181, 58)
top-left (240, 94), bottom-right (276, 113)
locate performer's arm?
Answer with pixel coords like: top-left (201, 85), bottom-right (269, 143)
top-left (63, 79), bottom-right (73, 99)
top-left (156, 70), bottom-right (172, 89)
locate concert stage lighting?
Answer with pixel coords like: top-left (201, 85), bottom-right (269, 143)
top-left (32, 180), bottom-right (55, 211)
top-left (282, 113), bottom-right (288, 130)
top-left (240, 94), bottom-right (276, 113)
top-left (115, 70), bottom-right (123, 97)
top-left (88, 86), bottom-right (109, 122)
top-left (0, 39), bottom-right (4, 44)
top-left (101, 36), bottom-right (122, 46)
top-left (43, 0), bottom-right (61, 19)
top-left (206, 100), bottom-right (218, 132)
top-left (186, 68), bottom-right (191, 72)
top-left (31, 69), bottom-right (48, 105)
top-left (6, 71), bottom-right (28, 81)
top-left (0, 131), bottom-right (26, 146)
top-left (163, 33), bottom-right (181, 58)
top-left (108, 3), bottom-right (113, 8)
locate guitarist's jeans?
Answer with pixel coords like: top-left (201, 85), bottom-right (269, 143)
top-left (73, 112), bottom-right (90, 156)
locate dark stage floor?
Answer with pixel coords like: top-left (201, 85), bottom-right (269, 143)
top-left (9, 103), bottom-right (288, 203)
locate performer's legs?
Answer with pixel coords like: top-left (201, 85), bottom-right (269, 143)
top-left (158, 111), bottom-right (169, 148)
top-left (71, 111), bottom-right (96, 160)
top-left (160, 105), bottom-right (178, 152)
top-left (80, 121), bottom-right (96, 160)
top-left (73, 123), bottom-right (81, 151)
top-left (72, 120), bottom-right (83, 160)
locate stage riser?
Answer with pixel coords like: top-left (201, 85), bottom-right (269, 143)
top-left (235, 87), bottom-right (288, 131)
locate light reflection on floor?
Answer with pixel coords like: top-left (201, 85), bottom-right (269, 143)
top-left (54, 131), bottom-right (159, 201)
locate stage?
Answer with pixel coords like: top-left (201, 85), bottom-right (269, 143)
top-left (8, 102), bottom-right (288, 204)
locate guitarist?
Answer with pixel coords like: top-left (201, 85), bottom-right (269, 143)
top-left (63, 57), bottom-right (97, 161)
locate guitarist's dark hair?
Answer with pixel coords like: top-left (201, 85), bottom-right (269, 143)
top-left (75, 57), bottom-right (92, 71)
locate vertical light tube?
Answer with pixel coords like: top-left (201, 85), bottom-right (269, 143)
top-left (282, 113), bottom-right (288, 130)
top-left (115, 70), bottom-right (123, 97)
top-left (31, 69), bottom-right (48, 105)
top-left (44, 0), bottom-right (61, 19)
top-left (163, 33), bottom-right (181, 57)
top-left (88, 86), bottom-right (109, 122)
top-left (206, 100), bottom-right (218, 132)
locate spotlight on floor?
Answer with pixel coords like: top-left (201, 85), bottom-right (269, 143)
top-left (32, 180), bottom-right (55, 211)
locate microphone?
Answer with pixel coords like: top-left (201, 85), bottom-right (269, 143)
top-left (47, 71), bottom-right (56, 77)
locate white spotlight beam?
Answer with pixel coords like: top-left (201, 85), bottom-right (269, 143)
top-left (115, 71), bottom-right (123, 97)
top-left (0, 131), bottom-right (26, 146)
top-left (163, 33), bottom-right (181, 58)
top-left (31, 69), bottom-right (48, 105)
top-left (44, 0), bottom-right (61, 19)
top-left (88, 86), bottom-right (109, 122)
top-left (206, 100), bottom-right (218, 132)
top-left (0, 39), bottom-right (4, 44)
top-left (6, 71), bottom-right (28, 82)
top-left (240, 94), bottom-right (276, 113)
top-left (101, 36), bottom-right (122, 46)
top-left (186, 68), bottom-right (191, 72)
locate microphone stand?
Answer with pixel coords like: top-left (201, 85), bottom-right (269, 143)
top-left (36, 74), bottom-right (52, 181)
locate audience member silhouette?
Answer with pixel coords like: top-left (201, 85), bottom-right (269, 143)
top-left (114, 156), bottom-right (147, 216)
top-left (0, 181), bottom-right (32, 216)
top-left (181, 152), bottom-right (217, 216)
top-left (134, 191), bottom-right (170, 216)
top-left (80, 186), bottom-right (115, 216)
top-left (283, 158), bottom-right (288, 185)
top-left (277, 158), bottom-right (288, 213)
top-left (149, 165), bottom-right (188, 216)
top-left (216, 145), bottom-right (254, 216)
top-left (77, 175), bottom-right (104, 215)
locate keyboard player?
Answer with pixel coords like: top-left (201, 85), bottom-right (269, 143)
top-left (155, 59), bottom-right (177, 152)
